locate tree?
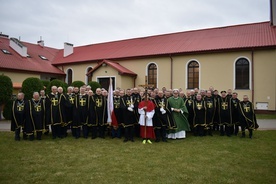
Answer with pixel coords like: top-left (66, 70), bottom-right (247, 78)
top-left (71, 80), bottom-right (85, 88)
top-left (0, 74), bottom-right (13, 120)
top-left (41, 80), bottom-right (50, 90)
top-left (21, 77), bottom-right (44, 100)
top-left (46, 79), bottom-right (68, 94)
top-left (3, 99), bottom-right (13, 120)
top-left (88, 81), bottom-right (101, 93)
top-left (0, 74), bottom-right (13, 105)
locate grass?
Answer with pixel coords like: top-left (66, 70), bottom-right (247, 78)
top-left (0, 131), bottom-right (276, 184)
top-left (256, 113), bottom-right (276, 119)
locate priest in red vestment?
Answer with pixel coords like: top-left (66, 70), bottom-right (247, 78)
top-left (138, 95), bottom-right (155, 144)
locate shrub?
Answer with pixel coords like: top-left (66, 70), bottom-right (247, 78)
top-left (71, 80), bottom-right (85, 88)
top-left (41, 80), bottom-right (50, 90)
top-left (88, 81), bottom-right (101, 93)
top-left (46, 79), bottom-right (68, 94)
top-left (0, 74), bottom-right (13, 105)
top-left (21, 77), bottom-right (43, 100)
top-left (3, 99), bottom-right (13, 120)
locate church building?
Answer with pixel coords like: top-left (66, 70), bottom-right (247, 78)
top-left (1, 4), bottom-right (276, 112)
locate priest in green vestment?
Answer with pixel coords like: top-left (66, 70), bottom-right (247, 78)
top-left (167, 89), bottom-right (190, 139)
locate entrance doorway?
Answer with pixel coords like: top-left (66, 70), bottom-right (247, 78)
top-left (97, 77), bottom-right (115, 91)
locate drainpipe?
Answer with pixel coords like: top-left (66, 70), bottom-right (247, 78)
top-left (170, 55), bottom-right (173, 89)
top-left (251, 49), bottom-right (254, 106)
top-left (133, 76), bottom-right (136, 87)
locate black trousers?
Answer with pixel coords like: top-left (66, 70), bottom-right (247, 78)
top-left (124, 126), bottom-right (134, 141)
top-left (51, 125), bottom-right (62, 139)
top-left (194, 126), bottom-right (205, 136)
top-left (154, 126), bottom-right (167, 141)
top-left (14, 127), bottom-right (21, 140)
top-left (220, 125), bottom-right (231, 136)
top-left (82, 125), bottom-right (89, 138)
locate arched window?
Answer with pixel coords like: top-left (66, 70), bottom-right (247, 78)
top-left (187, 61), bottom-right (199, 89)
top-left (235, 58), bottom-right (249, 89)
top-left (148, 63), bottom-right (157, 87)
top-left (66, 69), bottom-right (73, 85)
top-left (86, 67), bottom-right (93, 84)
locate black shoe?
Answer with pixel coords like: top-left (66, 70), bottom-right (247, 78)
top-left (91, 136), bottom-right (97, 139)
top-left (15, 137), bottom-right (20, 141)
top-left (44, 131), bottom-right (49, 135)
top-left (123, 139), bottom-right (128, 142)
top-left (131, 139), bottom-right (134, 142)
top-left (52, 136), bottom-right (57, 139)
top-left (155, 139), bottom-right (160, 142)
top-left (29, 136), bottom-right (34, 141)
top-left (162, 139), bottom-right (168, 142)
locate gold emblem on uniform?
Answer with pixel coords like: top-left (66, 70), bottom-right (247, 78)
top-left (17, 104), bottom-right (24, 111)
top-left (69, 96), bottom-right (74, 104)
top-left (243, 104), bottom-right (250, 112)
top-left (51, 98), bottom-right (59, 106)
top-left (207, 102), bottom-right (213, 108)
top-left (34, 105), bottom-right (41, 112)
top-left (79, 97), bottom-right (86, 106)
top-left (95, 98), bottom-right (102, 107)
top-left (197, 102), bottom-right (202, 110)
top-left (114, 99), bottom-right (120, 108)
top-left (221, 102), bottom-right (228, 110)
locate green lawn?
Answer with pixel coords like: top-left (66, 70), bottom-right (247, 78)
top-left (256, 113), bottom-right (276, 119)
top-left (0, 131), bottom-right (275, 184)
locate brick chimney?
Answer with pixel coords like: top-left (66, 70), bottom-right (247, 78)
top-left (64, 42), bottom-right (74, 57)
top-left (9, 37), bottom-right (27, 57)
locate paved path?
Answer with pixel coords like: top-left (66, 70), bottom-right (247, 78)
top-left (0, 119), bottom-right (275, 131)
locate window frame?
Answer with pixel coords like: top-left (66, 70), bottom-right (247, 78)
top-left (234, 57), bottom-right (251, 90)
top-left (186, 60), bottom-right (200, 89)
top-left (147, 62), bottom-right (158, 88)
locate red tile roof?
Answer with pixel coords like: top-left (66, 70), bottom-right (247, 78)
top-left (0, 37), bottom-right (64, 75)
top-left (52, 21), bottom-right (276, 65)
top-left (87, 60), bottom-right (137, 77)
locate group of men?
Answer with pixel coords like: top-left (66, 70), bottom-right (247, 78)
top-left (11, 85), bottom-right (258, 143)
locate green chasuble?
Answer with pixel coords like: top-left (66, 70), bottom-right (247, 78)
top-left (168, 97), bottom-right (190, 132)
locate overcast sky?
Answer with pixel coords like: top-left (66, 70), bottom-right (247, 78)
top-left (0, 0), bottom-right (270, 48)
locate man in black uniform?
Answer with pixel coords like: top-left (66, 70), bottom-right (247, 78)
top-left (212, 90), bottom-right (221, 131)
top-left (11, 92), bottom-right (27, 141)
top-left (132, 87), bottom-right (141, 137)
top-left (111, 89), bottom-right (123, 138)
top-left (40, 90), bottom-right (49, 135)
top-left (72, 86), bottom-right (90, 139)
top-left (231, 92), bottom-right (240, 135)
top-left (238, 95), bottom-right (259, 138)
top-left (65, 86), bottom-right (75, 137)
top-left (218, 91), bottom-right (232, 136)
top-left (25, 92), bottom-right (45, 140)
top-left (153, 90), bottom-right (176, 142)
top-left (91, 88), bottom-right (107, 139)
top-left (192, 94), bottom-right (206, 136)
top-left (205, 90), bottom-right (216, 136)
top-left (184, 90), bottom-right (194, 132)
top-left (121, 89), bottom-right (136, 142)
top-left (45, 86), bottom-right (67, 139)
